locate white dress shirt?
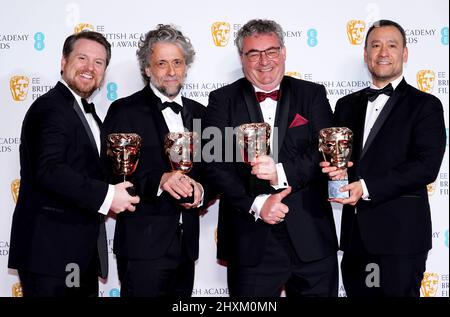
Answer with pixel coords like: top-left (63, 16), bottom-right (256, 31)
top-left (151, 84), bottom-right (204, 209)
top-left (60, 79), bottom-right (113, 215)
top-left (250, 85), bottom-right (289, 220)
top-left (360, 76), bottom-right (403, 200)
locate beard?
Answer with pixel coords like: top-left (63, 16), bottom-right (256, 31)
top-left (63, 72), bottom-right (99, 99)
top-left (155, 83), bottom-right (182, 98)
top-left (151, 75), bottom-right (184, 98)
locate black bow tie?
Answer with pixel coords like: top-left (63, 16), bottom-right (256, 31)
top-left (365, 83), bottom-right (394, 102)
top-left (160, 101), bottom-right (182, 114)
top-left (81, 98), bottom-right (102, 127)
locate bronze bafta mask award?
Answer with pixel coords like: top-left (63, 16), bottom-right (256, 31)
top-left (318, 127), bottom-right (353, 198)
top-left (237, 123), bottom-right (271, 164)
top-left (164, 131), bottom-right (199, 203)
top-left (106, 133), bottom-right (142, 196)
top-left (237, 123), bottom-right (271, 196)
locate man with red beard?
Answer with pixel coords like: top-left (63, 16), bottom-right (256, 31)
top-left (8, 31), bottom-right (140, 297)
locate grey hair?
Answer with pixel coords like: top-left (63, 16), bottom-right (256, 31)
top-left (235, 19), bottom-right (285, 55)
top-left (136, 24), bottom-right (195, 84)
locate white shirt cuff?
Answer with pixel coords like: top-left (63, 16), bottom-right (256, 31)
top-left (197, 183), bottom-right (205, 208)
top-left (250, 194), bottom-right (270, 221)
top-left (360, 179), bottom-right (370, 200)
top-left (271, 163), bottom-right (289, 190)
top-left (99, 184), bottom-right (115, 215)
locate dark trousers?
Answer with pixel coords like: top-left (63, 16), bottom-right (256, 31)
top-left (18, 255), bottom-right (99, 297)
top-left (117, 225), bottom-right (195, 297)
top-left (341, 220), bottom-right (427, 297)
top-left (228, 223), bottom-right (338, 297)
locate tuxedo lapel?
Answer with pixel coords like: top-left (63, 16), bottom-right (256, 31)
top-left (242, 81), bottom-right (264, 123)
top-left (144, 86), bottom-right (170, 141)
top-left (72, 100), bottom-right (101, 156)
top-left (54, 82), bottom-right (100, 156)
top-left (181, 97), bottom-right (193, 131)
top-left (274, 78), bottom-right (290, 150)
top-left (352, 93), bottom-right (368, 160)
top-left (360, 79), bottom-right (407, 160)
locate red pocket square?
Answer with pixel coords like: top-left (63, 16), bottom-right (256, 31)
top-left (289, 113), bottom-right (309, 128)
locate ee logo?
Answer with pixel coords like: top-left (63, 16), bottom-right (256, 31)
top-left (34, 32), bottom-right (45, 51)
top-left (307, 29), bottom-right (318, 47)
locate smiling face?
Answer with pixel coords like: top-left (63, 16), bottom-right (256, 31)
top-left (145, 42), bottom-right (187, 99)
top-left (61, 38), bottom-right (107, 98)
top-left (364, 25), bottom-right (408, 87)
top-left (240, 32), bottom-right (286, 92)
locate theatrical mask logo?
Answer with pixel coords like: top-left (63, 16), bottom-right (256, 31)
top-left (74, 23), bottom-right (94, 33)
top-left (420, 272), bottom-right (439, 297)
top-left (12, 282), bottom-right (23, 297)
top-left (346, 20), bottom-right (366, 45)
top-left (427, 182), bottom-right (436, 195)
top-left (285, 71), bottom-right (302, 79)
top-left (11, 179), bottom-right (20, 204)
top-left (417, 70), bottom-right (436, 93)
top-left (10, 76), bottom-right (30, 101)
top-left (211, 22), bottom-right (230, 47)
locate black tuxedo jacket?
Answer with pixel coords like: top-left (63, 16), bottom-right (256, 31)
top-left (101, 85), bottom-right (205, 261)
top-left (203, 76), bottom-right (338, 266)
top-left (8, 82), bottom-right (109, 278)
top-left (334, 79), bottom-right (446, 255)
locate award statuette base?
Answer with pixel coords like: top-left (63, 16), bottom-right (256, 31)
top-left (328, 180), bottom-right (349, 199)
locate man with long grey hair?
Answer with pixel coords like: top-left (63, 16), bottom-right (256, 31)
top-left (102, 24), bottom-right (207, 297)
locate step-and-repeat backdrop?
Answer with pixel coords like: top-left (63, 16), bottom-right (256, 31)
top-left (1, 0), bottom-right (448, 297)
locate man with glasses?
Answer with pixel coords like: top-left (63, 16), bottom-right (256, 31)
top-left (204, 19), bottom-right (338, 297)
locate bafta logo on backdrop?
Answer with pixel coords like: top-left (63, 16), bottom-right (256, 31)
top-left (420, 272), bottom-right (439, 297)
top-left (211, 22), bottom-right (230, 47)
top-left (12, 282), bottom-right (23, 297)
top-left (11, 179), bottom-right (20, 204)
top-left (346, 20), bottom-right (366, 45)
top-left (74, 23), bottom-right (94, 33)
top-left (417, 70), bottom-right (436, 93)
top-left (285, 71), bottom-right (302, 79)
top-left (427, 182), bottom-right (436, 196)
top-left (10, 76), bottom-right (29, 101)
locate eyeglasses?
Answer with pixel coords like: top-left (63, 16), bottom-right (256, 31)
top-left (244, 47), bottom-right (281, 62)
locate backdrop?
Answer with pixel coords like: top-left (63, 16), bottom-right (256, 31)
top-left (1, 0), bottom-right (448, 297)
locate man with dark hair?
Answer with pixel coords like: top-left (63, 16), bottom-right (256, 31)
top-left (8, 31), bottom-right (139, 297)
top-left (322, 19), bottom-right (446, 297)
top-left (102, 24), bottom-right (206, 297)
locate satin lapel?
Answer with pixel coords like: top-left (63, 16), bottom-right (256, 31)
top-left (274, 78), bottom-right (290, 150)
top-left (145, 86), bottom-right (170, 142)
top-left (360, 79), bottom-right (407, 160)
top-left (54, 82), bottom-right (100, 156)
top-left (242, 81), bottom-right (264, 123)
top-left (72, 99), bottom-right (100, 156)
top-left (353, 92), bottom-right (368, 160)
top-left (181, 97), bottom-right (193, 131)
